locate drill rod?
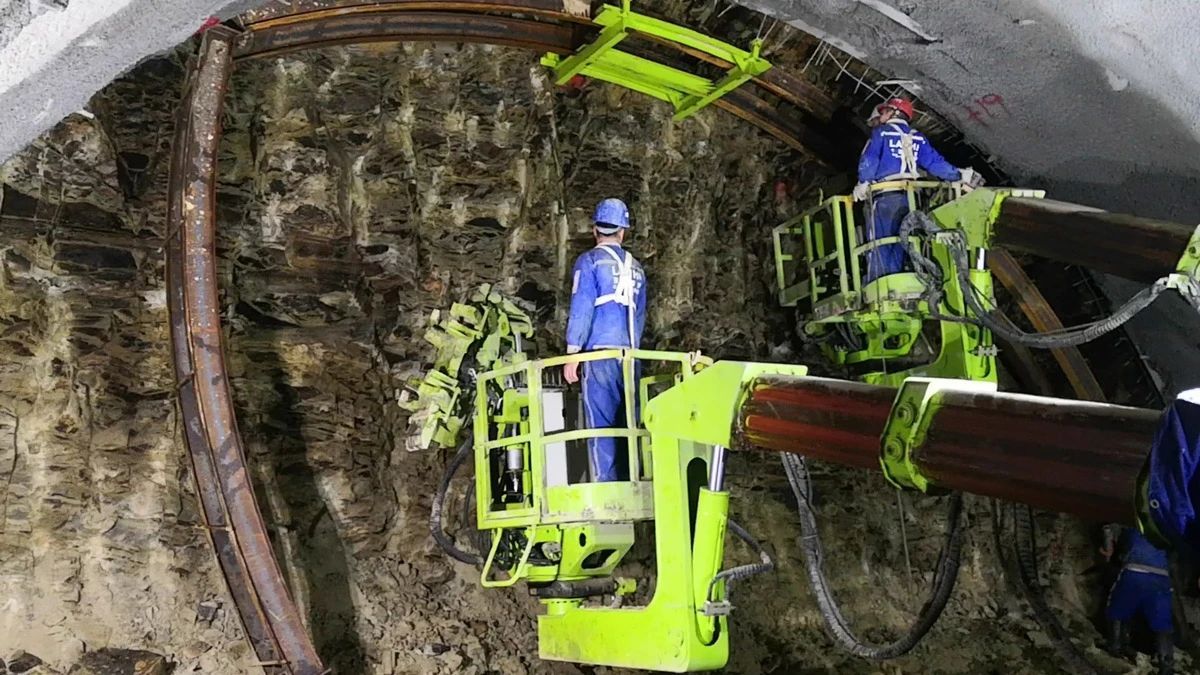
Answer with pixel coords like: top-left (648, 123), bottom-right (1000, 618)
top-left (994, 197), bottom-right (1193, 284)
top-left (739, 375), bottom-right (1160, 524)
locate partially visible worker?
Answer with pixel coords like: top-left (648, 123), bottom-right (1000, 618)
top-left (853, 97), bottom-right (981, 283)
top-left (1144, 388), bottom-right (1200, 554)
top-left (563, 198), bottom-right (647, 483)
top-left (1100, 525), bottom-right (1175, 674)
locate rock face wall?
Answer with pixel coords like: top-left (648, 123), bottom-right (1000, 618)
top-left (0, 39), bottom-right (1165, 675)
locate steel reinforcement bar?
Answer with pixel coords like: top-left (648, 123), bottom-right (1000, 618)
top-left (167, 28), bottom-right (326, 675)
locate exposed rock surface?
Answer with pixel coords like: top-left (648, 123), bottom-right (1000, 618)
top-left (0, 34), bottom-right (1190, 675)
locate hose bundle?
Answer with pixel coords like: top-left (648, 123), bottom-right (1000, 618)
top-left (781, 452), bottom-right (965, 659)
top-left (898, 210), bottom-right (1197, 349)
top-left (431, 432), bottom-right (484, 566)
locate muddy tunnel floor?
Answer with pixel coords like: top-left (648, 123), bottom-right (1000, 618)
top-left (0, 24), bottom-right (1197, 675)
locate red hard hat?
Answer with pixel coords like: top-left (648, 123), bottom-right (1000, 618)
top-left (876, 97), bottom-right (915, 120)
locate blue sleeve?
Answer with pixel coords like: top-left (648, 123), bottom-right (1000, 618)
top-left (916, 135), bottom-right (962, 181)
top-left (857, 127), bottom-right (885, 183)
top-left (634, 264), bottom-right (648, 347)
top-left (565, 254), bottom-right (596, 352)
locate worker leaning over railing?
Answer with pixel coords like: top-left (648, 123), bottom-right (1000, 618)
top-left (852, 97), bottom-right (982, 283)
top-left (562, 198), bottom-right (648, 482)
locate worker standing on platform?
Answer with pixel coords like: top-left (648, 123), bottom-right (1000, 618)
top-left (563, 198), bottom-right (647, 482)
top-left (853, 97), bottom-right (980, 283)
top-left (1100, 525), bottom-right (1176, 674)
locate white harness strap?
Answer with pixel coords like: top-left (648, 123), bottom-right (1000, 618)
top-left (591, 245), bottom-right (638, 347)
top-left (593, 245), bottom-right (637, 308)
top-left (880, 121), bottom-right (920, 181)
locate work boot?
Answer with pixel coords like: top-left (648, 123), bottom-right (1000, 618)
top-left (1154, 631), bottom-right (1174, 675)
top-left (1102, 620), bottom-right (1130, 658)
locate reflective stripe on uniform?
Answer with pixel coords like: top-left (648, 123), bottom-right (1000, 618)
top-left (1124, 563), bottom-right (1170, 577)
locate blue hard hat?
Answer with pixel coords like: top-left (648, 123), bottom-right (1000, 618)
top-left (593, 198), bottom-right (630, 232)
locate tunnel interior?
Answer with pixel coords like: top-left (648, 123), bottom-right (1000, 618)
top-left (0, 1), bottom-right (1195, 674)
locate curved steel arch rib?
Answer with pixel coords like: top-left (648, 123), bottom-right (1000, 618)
top-left (168, 27), bottom-right (325, 675)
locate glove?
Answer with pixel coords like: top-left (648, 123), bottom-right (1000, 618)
top-left (852, 182), bottom-right (870, 201)
top-left (959, 167), bottom-right (985, 188)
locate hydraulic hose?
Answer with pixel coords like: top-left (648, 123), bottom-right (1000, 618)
top-left (782, 452), bottom-right (965, 659)
top-left (898, 210), bottom-right (1191, 350)
top-left (708, 519), bottom-right (774, 605)
top-left (431, 432), bottom-right (485, 566)
top-left (991, 501), bottom-right (1103, 675)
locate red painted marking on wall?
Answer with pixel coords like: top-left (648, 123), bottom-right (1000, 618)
top-left (963, 93), bottom-right (1011, 127)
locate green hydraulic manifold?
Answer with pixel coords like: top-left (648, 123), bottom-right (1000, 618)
top-left (772, 182), bottom-right (1046, 387)
top-left (471, 348), bottom-right (805, 671)
top-left (541, 0), bottom-right (771, 121)
top-left (399, 283), bottom-right (533, 450)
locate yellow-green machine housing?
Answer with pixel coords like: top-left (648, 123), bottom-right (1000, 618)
top-left (772, 182), bottom-right (1045, 386)
top-left (472, 349), bottom-right (805, 671)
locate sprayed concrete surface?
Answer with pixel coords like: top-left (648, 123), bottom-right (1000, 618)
top-left (0, 0), bottom-right (250, 163)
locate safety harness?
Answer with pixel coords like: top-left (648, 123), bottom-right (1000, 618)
top-left (879, 121), bottom-right (920, 182)
top-left (593, 244), bottom-right (639, 347)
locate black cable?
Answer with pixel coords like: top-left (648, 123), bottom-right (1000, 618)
top-left (782, 452), bottom-right (965, 659)
top-left (991, 500), bottom-right (1104, 675)
top-left (430, 431), bottom-right (484, 566)
top-left (898, 210), bottom-right (1184, 349)
top-left (707, 519), bottom-right (775, 605)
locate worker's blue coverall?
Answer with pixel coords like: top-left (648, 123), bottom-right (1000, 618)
top-left (566, 244), bottom-right (647, 482)
top-left (857, 120), bottom-right (962, 283)
top-left (1145, 389), bottom-right (1200, 554)
top-left (1106, 528), bottom-right (1173, 632)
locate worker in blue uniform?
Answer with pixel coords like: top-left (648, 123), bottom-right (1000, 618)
top-left (853, 97), bottom-right (980, 283)
top-left (1100, 525), bottom-right (1175, 674)
top-left (563, 198), bottom-right (647, 482)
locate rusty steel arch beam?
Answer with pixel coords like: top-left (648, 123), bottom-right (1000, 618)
top-left (990, 249), bottom-right (1106, 402)
top-left (167, 28), bottom-right (326, 675)
top-left (231, 0), bottom-right (836, 157)
top-left (238, 0), bottom-right (837, 120)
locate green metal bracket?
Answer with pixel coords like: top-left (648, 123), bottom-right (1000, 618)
top-left (644, 360), bottom-right (808, 447)
top-left (1175, 224), bottom-right (1200, 279)
top-left (542, 0), bottom-right (771, 121)
top-left (879, 377), bottom-right (997, 492)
